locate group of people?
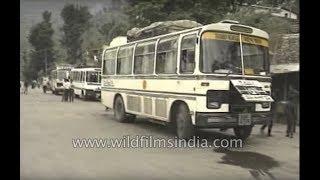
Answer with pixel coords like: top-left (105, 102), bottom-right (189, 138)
top-left (62, 78), bottom-right (74, 102)
top-left (21, 80), bottom-right (41, 95)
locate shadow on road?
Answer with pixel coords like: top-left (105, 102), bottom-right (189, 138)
top-left (214, 148), bottom-right (280, 180)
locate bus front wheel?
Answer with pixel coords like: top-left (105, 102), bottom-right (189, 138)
top-left (175, 103), bottom-right (195, 139)
top-left (114, 96), bottom-right (134, 123)
top-left (233, 126), bottom-right (253, 140)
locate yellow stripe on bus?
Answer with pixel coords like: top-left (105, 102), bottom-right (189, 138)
top-left (202, 32), bottom-right (269, 47)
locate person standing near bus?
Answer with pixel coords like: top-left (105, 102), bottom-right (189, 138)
top-left (260, 90), bottom-right (278, 136)
top-left (260, 102), bottom-right (274, 136)
top-left (62, 78), bottom-right (71, 102)
top-left (69, 79), bottom-right (74, 102)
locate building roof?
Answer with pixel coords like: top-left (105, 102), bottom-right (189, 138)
top-left (281, 6), bottom-right (299, 15)
top-left (270, 63), bottom-right (299, 74)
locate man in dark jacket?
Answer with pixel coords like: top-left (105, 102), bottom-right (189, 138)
top-left (285, 93), bottom-right (297, 138)
top-left (282, 101), bottom-right (294, 138)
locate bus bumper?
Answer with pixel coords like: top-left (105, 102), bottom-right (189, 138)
top-left (85, 90), bottom-right (101, 99)
top-left (195, 112), bottom-right (272, 128)
top-left (54, 87), bottom-right (65, 93)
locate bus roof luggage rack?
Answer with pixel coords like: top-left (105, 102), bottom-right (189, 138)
top-left (219, 20), bottom-right (240, 24)
top-left (127, 20), bottom-right (202, 42)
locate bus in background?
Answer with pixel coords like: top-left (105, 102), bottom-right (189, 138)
top-left (100, 20), bottom-right (274, 140)
top-left (49, 65), bottom-right (73, 95)
top-left (70, 67), bottom-right (101, 100)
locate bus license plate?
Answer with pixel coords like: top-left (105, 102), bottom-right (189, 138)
top-left (238, 113), bottom-right (252, 126)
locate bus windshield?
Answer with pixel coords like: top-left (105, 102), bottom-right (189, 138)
top-left (200, 32), bottom-right (269, 75)
top-left (57, 70), bottom-right (68, 80)
top-left (86, 71), bottom-right (100, 83)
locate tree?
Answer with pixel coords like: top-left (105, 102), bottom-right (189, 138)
top-left (60, 4), bottom-right (92, 64)
top-left (98, 19), bottom-right (129, 44)
top-left (22, 51), bottom-right (32, 81)
top-left (28, 11), bottom-right (55, 80)
top-left (123, 0), bottom-right (245, 27)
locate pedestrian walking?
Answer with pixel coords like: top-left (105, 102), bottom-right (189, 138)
top-left (260, 90), bottom-right (278, 137)
top-left (23, 81), bottom-right (29, 94)
top-left (260, 102), bottom-right (274, 136)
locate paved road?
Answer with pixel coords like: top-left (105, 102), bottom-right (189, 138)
top-left (20, 88), bottom-right (299, 180)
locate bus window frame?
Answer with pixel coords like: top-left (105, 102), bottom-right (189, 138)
top-left (155, 35), bottom-right (179, 76)
top-left (198, 30), bottom-right (271, 78)
top-left (116, 44), bottom-right (135, 76)
top-left (102, 47), bottom-right (118, 76)
top-left (133, 40), bottom-right (157, 76)
top-left (178, 32), bottom-right (198, 75)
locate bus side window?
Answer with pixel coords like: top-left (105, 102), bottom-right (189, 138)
top-left (180, 34), bottom-right (196, 74)
top-left (80, 72), bottom-right (83, 82)
top-left (117, 45), bottom-right (134, 75)
top-left (156, 36), bottom-right (179, 74)
top-left (134, 41), bottom-right (156, 74)
top-left (103, 49), bottom-right (117, 75)
top-left (75, 72), bottom-right (78, 82)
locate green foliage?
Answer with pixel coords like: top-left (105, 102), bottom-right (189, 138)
top-left (98, 20), bottom-right (129, 44)
top-left (29, 11), bottom-right (54, 50)
top-left (123, 0), bottom-right (251, 27)
top-left (27, 10), bottom-right (55, 80)
top-left (60, 4), bottom-right (92, 64)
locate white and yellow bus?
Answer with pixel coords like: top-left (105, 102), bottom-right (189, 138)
top-left (49, 65), bottom-right (73, 95)
top-left (100, 20), bottom-right (274, 140)
top-left (70, 67), bottom-right (101, 100)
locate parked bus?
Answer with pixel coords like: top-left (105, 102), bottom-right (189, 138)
top-left (49, 65), bottom-right (73, 95)
top-left (100, 20), bottom-right (274, 140)
top-left (70, 67), bottom-right (101, 100)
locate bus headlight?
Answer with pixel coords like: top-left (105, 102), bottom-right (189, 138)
top-left (208, 102), bottom-right (220, 109)
top-left (207, 90), bottom-right (229, 109)
top-left (261, 102), bottom-right (270, 108)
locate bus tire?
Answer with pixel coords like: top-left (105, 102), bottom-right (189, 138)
top-left (114, 96), bottom-right (133, 123)
top-left (175, 103), bottom-right (195, 139)
top-left (126, 114), bottom-right (136, 123)
top-left (233, 126), bottom-right (253, 140)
